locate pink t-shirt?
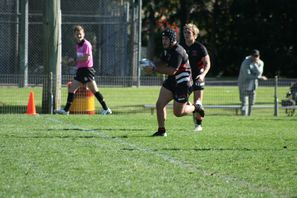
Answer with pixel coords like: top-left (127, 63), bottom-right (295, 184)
top-left (76, 39), bottom-right (93, 69)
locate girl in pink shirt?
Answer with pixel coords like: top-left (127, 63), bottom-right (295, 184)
top-left (55, 25), bottom-right (112, 115)
top-left (75, 39), bottom-right (93, 69)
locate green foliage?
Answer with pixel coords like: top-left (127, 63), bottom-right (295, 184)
top-left (142, 0), bottom-right (297, 77)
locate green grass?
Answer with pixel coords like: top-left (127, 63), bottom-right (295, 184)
top-left (0, 86), bottom-right (290, 115)
top-left (0, 112), bottom-right (297, 197)
top-left (0, 86), bottom-right (296, 197)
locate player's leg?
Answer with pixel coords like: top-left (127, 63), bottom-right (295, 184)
top-left (193, 89), bottom-right (204, 131)
top-left (87, 80), bottom-right (112, 115)
top-left (192, 80), bottom-right (205, 131)
top-left (55, 79), bottom-right (81, 114)
top-left (173, 101), bottom-right (195, 117)
top-left (247, 90), bottom-right (256, 116)
top-left (172, 84), bottom-right (195, 117)
top-left (153, 86), bottom-right (173, 136)
top-left (240, 88), bottom-right (248, 116)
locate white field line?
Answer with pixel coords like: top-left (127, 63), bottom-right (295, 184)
top-left (44, 116), bottom-right (282, 197)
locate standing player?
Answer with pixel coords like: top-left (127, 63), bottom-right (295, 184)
top-left (55, 25), bottom-right (112, 115)
top-left (144, 28), bottom-right (203, 137)
top-left (238, 49), bottom-right (267, 116)
top-left (182, 23), bottom-right (211, 132)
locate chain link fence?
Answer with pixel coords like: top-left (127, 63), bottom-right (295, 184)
top-left (0, 0), bottom-right (19, 74)
top-left (0, 0), bottom-right (138, 78)
top-left (1, 74), bottom-right (297, 116)
top-left (1, 1), bottom-right (297, 115)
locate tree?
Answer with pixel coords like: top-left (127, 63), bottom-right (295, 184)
top-left (142, 0), bottom-right (297, 77)
top-left (142, 0), bottom-right (179, 59)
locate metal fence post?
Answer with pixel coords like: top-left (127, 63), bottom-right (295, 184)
top-left (18, 0), bottom-right (28, 87)
top-left (137, 0), bottom-right (142, 87)
top-left (274, 75), bottom-right (279, 116)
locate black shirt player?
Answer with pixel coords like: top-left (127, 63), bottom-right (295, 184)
top-left (182, 23), bottom-right (211, 132)
top-left (144, 28), bottom-right (202, 137)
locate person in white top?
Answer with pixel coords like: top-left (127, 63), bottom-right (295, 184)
top-left (238, 49), bottom-right (267, 116)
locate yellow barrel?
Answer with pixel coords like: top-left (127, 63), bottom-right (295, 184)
top-left (70, 85), bottom-right (95, 115)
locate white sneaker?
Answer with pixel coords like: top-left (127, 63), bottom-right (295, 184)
top-left (54, 109), bottom-right (69, 115)
top-left (101, 108), bottom-right (112, 115)
top-left (194, 124), bottom-right (203, 132)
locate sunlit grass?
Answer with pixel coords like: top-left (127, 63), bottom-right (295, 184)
top-left (0, 113), bottom-right (296, 197)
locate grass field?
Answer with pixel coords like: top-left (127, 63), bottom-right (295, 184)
top-left (0, 87), bottom-right (297, 197)
top-left (0, 86), bottom-right (290, 115)
top-left (1, 114), bottom-right (296, 197)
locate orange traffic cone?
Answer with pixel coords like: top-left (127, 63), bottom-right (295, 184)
top-left (25, 91), bottom-right (37, 115)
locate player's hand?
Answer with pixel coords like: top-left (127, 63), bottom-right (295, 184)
top-left (143, 66), bottom-right (156, 75)
top-left (196, 74), bottom-right (205, 82)
top-left (260, 76), bottom-right (268, 80)
top-left (68, 57), bottom-right (75, 65)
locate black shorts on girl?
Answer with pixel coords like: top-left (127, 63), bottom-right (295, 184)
top-left (74, 67), bottom-right (96, 83)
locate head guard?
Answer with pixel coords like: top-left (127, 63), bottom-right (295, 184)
top-left (251, 49), bottom-right (260, 56)
top-left (162, 28), bottom-right (176, 44)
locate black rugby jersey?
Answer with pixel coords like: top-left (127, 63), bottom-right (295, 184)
top-left (182, 41), bottom-right (208, 79)
top-left (160, 43), bottom-right (192, 85)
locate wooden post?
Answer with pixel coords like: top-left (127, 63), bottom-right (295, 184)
top-left (42, 0), bottom-right (61, 114)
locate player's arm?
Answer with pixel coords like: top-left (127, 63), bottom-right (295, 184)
top-left (253, 61), bottom-right (267, 80)
top-left (196, 54), bottom-right (211, 82)
top-left (76, 44), bottom-right (91, 62)
top-left (247, 61), bottom-right (264, 79)
top-left (76, 53), bottom-right (90, 62)
top-left (154, 60), bottom-right (177, 75)
top-left (154, 53), bottom-right (182, 75)
top-left (143, 57), bottom-right (179, 75)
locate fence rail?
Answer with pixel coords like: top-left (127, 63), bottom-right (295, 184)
top-left (0, 74), bottom-right (296, 116)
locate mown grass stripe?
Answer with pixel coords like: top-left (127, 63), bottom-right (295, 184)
top-left (43, 116), bottom-right (282, 196)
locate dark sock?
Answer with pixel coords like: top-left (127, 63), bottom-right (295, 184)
top-left (158, 127), bottom-right (166, 133)
top-left (94, 91), bottom-right (108, 110)
top-left (64, 93), bottom-right (74, 112)
top-left (196, 119), bottom-right (202, 125)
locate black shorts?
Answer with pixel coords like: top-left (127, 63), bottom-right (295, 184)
top-left (192, 79), bottom-right (205, 91)
top-left (163, 79), bottom-right (191, 103)
top-left (74, 67), bottom-right (95, 84)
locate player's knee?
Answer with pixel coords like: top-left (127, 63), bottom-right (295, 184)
top-left (156, 101), bottom-right (164, 110)
top-left (173, 109), bottom-right (183, 117)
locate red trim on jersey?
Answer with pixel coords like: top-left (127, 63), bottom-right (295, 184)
top-left (197, 60), bottom-right (205, 69)
top-left (178, 63), bottom-right (191, 73)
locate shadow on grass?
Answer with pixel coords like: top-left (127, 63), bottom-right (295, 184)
top-left (121, 147), bottom-right (296, 152)
top-left (2, 104), bottom-right (278, 116)
top-left (45, 128), bottom-right (148, 132)
top-left (3, 131), bottom-right (294, 151)
top-left (0, 104), bottom-right (150, 115)
top-left (0, 105), bottom-right (42, 114)
top-left (4, 128), bottom-right (153, 139)
top-left (160, 147), bottom-right (292, 151)
top-left (27, 127), bottom-right (152, 138)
